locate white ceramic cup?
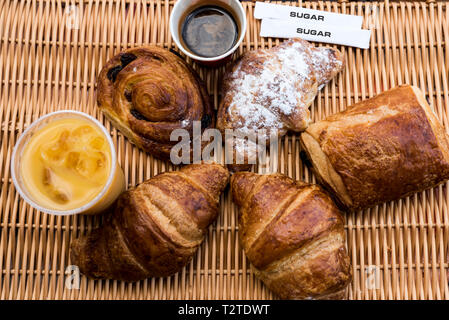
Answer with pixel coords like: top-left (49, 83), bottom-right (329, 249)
top-left (170, 0), bottom-right (247, 67)
top-left (11, 110), bottom-right (126, 216)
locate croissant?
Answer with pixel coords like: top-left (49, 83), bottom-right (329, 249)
top-left (300, 85), bottom-right (449, 211)
top-left (97, 46), bottom-right (214, 161)
top-left (70, 163), bottom-right (229, 281)
top-left (217, 38), bottom-right (344, 171)
top-left (231, 172), bottom-right (352, 299)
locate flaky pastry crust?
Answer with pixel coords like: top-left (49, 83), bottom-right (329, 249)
top-left (231, 172), bottom-right (352, 299)
top-left (300, 85), bottom-right (449, 210)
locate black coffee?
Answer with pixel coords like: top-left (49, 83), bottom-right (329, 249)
top-left (181, 6), bottom-right (238, 58)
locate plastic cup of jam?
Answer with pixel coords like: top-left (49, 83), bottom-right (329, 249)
top-left (11, 110), bottom-right (126, 216)
top-left (170, 0), bottom-right (247, 67)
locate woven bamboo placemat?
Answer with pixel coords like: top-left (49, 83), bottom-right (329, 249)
top-left (1, 0), bottom-right (448, 300)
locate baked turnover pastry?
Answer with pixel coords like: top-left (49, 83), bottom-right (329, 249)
top-left (70, 163), bottom-right (229, 281)
top-left (97, 46), bottom-right (214, 160)
top-left (231, 172), bottom-right (352, 299)
top-left (217, 38), bottom-right (344, 170)
top-left (300, 85), bottom-right (449, 211)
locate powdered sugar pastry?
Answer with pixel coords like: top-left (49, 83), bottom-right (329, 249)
top-left (217, 38), bottom-right (345, 169)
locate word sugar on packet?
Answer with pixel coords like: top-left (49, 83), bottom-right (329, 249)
top-left (254, 2), bottom-right (371, 49)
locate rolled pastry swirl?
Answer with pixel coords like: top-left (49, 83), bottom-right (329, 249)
top-left (97, 46), bottom-right (214, 160)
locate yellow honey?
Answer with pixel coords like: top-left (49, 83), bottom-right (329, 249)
top-left (21, 118), bottom-right (112, 211)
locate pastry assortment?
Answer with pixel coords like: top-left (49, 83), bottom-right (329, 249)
top-left (217, 38), bottom-right (344, 170)
top-left (97, 46), bottom-right (214, 160)
top-left (70, 163), bottom-right (229, 281)
top-left (12, 31), bottom-right (449, 299)
top-left (300, 85), bottom-right (449, 211)
top-left (231, 172), bottom-right (352, 299)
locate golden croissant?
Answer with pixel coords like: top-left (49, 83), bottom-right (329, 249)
top-left (70, 163), bottom-right (229, 281)
top-left (97, 46), bottom-right (214, 161)
top-left (231, 172), bottom-right (352, 299)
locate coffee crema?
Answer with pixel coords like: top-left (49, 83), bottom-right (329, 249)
top-left (181, 5), bottom-right (238, 58)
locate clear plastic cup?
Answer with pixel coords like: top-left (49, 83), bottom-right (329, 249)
top-left (11, 110), bottom-right (126, 215)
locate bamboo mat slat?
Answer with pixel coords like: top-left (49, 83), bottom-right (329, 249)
top-left (0, 0), bottom-right (448, 300)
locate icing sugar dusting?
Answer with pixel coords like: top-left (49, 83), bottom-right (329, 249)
top-left (220, 38), bottom-right (344, 162)
top-left (225, 40), bottom-right (317, 135)
top-left (310, 47), bottom-right (343, 86)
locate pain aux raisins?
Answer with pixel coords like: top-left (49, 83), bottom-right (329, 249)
top-left (130, 109), bottom-right (149, 121)
top-left (124, 90), bottom-right (133, 102)
top-left (120, 53), bottom-right (137, 67)
top-left (107, 65), bottom-right (123, 82)
top-left (107, 53), bottom-right (138, 82)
